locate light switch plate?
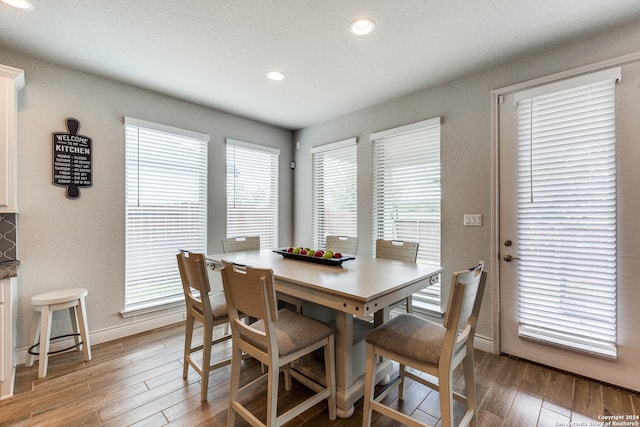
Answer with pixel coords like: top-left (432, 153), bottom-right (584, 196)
top-left (464, 214), bottom-right (482, 226)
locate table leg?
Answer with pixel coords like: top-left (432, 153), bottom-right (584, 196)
top-left (334, 312), bottom-right (355, 418)
top-left (333, 311), bottom-right (394, 418)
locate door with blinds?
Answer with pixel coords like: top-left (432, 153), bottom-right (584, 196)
top-left (497, 63), bottom-right (640, 391)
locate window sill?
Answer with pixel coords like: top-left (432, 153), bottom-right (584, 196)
top-left (121, 297), bottom-right (185, 318)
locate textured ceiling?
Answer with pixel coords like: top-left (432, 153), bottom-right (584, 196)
top-left (1, 0), bottom-right (640, 130)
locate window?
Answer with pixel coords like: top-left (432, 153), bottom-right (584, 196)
top-left (311, 138), bottom-right (357, 249)
top-left (371, 118), bottom-right (442, 311)
top-left (514, 68), bottom-right (619, 358)
top-left (226, 139), bottom-right (279, 249)
top-left (124, 118), bottom-right (208, 311)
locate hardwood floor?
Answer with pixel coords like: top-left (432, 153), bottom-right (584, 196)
top-left (1, 322), bottom-right (638, 426)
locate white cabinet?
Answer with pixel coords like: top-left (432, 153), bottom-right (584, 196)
top-left (0, 65), bottom-right (25, 213)
top-left (0, 277), bottom-right (17, 399)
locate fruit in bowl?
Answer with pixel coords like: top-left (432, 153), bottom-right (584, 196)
top-left (282, 247), bottom-right (346, 259)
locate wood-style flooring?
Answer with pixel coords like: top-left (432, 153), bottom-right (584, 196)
top-left (0, 322), bottom-right (638, 426)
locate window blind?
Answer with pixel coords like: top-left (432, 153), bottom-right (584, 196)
top-left (311, 138), bottom-right (357, 249)
top-left (125, 118), bottom-right (208, 310)
top-left (515, 68), bottom-right (619, 358)
top-left (372, 119), bottom-right (441, 307)
top-left (226, 139), bottom-right (279, 250)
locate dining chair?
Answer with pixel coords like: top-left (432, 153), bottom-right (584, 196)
top-left (325, 235), bottom-right (358, 254)
top-left (176, 251), bottom-right (233, 401)
top-left (220, 260), bottom-right (337, 427)
top-left (362, 262), bottom-right (487, 427)
top-left (222, 235), bottom-right (261, 253)
top-left (223, 234), bottom-right (301, 314)
top-left (376, 239), bottom-right (419, 313)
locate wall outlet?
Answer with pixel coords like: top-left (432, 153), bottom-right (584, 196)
top-left (463, 214), bottom-right (482, 226)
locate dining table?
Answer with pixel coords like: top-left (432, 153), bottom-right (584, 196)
top-left (206, 249), bottom-right (443, 418)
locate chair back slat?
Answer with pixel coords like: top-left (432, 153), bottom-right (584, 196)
top-left (443, 263), bottom-right (484, 330)
top-left (220, 261), bottom-right (277, 320)
top-left (375, 239), bottom-right (419, 263)
top-left (222, 236), bottom-right (261, 253)
top-left (176, 252), bottom-right (211, 312)
top-left (220, 260), bottom-right (281, 359)
top-left (325, 235), bottom-right (358, 254)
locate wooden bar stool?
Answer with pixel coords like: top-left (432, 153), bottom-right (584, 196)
top-left (25, 288), bottom-right (91, 378)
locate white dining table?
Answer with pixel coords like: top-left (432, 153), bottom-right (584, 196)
top-left (206, 249), bottom-right (443, 418)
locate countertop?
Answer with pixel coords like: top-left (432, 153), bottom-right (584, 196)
top-left (0, 260), bottom-right (20, 279)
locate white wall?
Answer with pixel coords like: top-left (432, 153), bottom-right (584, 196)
top-left (293, 20), bottom-right (640, 343)
top-left (1, 47), bottom-right (294, 350)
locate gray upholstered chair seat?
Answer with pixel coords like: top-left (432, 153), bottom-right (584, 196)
top-left (365, 313), bottom-right (444, 365)
top-left (244, 309), bottom-right (334, 356)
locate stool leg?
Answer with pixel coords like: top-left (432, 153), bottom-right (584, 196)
top-left (39, 306), bottom-right (53, 378)
top-left (76, 296), bottom-right (92, 361)
top-left (25, 310), bottom-right (41, 368)
top-left (69, 306), bottom-right (81, 351)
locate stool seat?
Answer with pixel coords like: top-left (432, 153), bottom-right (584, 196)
top-left (25, 288), bottom-right (91, 378)
top-left (31, 288), bottom-right (89, 306)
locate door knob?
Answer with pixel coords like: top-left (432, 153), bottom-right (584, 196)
top-left (503, 254), bottom-right (520, 262)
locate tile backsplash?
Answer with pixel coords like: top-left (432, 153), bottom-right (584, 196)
top-left (0, 214), bottom-right (17, 262)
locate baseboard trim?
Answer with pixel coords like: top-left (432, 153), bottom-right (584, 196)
top-left (474, 334), bottom-right (494, 353)
top-left (16, 310), bottom-right (185, 366)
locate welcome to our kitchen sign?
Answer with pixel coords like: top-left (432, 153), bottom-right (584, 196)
top-left (52, 118), bottom-right (92, 199)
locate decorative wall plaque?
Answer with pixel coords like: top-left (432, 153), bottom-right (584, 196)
top-left (52, 118), bottom-right (92, 199)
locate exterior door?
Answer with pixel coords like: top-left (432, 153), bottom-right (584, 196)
top-left (497, 62), bottom-right (640, 392)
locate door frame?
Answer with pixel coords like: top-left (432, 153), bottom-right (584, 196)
top-left (489, 50), bottom-right (640, 356)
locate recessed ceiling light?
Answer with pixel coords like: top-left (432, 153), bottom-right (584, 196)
top-left (266, 71), bottom-right (285, 81)
top-left (1, 0), bottom-right (34, 10)
top-left (350, 18), bottom-right (375, 36)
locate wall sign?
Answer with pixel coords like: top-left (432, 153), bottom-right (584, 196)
top-left (52, 118), bottom-right (92, 199)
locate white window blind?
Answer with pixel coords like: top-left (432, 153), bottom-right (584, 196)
top-left (311, 138), bottom-right (357, 249)
top-left (372, 118), bottom-right (442, 308)
top-left (515, 68), bottom-right (619, 358)
top-left (125, 118), bottom-right (208, 310)
top-left (226, 139), bottom-right (279, 250)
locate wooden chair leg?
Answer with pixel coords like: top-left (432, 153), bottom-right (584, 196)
top-left (439, 370), bottom-right (454, 427)
top-left (183, 315), bottom-right (194, 379)
top-left (267, 360), bottom-right (279, 427)
top-left (227, 343), bottom-right (242, 427)
top-left (362, 344), bottom-right (377, 427)
top-left (283, 364), bottom-right (292, 391)
top-left (324, 335), bottom-right (337, 420)
top-left (462, 351), bottom-right (478, 427)
top-left (200, 320), bottom-right (213, 401)
top-left (398, 363), bottom-right (407, 400)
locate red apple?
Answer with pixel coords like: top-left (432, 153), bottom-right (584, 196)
top-left (300, 249), bottom-right (307, 255)
top-left (333, 252), bottom-right (342, 258)
top-left (287, 247), bottom-right (294, 253)
top-left (315, 250), bottom-right (324, 257)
